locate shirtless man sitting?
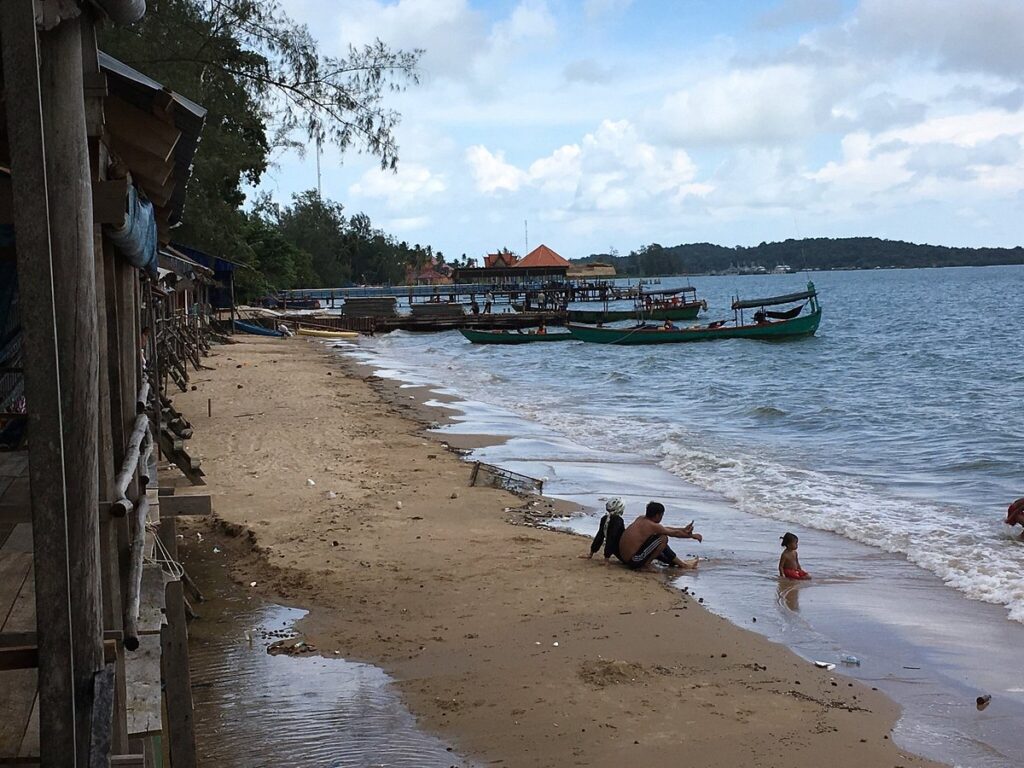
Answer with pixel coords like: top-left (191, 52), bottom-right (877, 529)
top-left (618, 501), bottom-right (703, 570)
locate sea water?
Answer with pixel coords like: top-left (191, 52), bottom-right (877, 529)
top-left (337, 265), bottom-right (1024, 767)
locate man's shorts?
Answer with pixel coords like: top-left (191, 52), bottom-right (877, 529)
top-left (627, 534), bottom-right (667, 569)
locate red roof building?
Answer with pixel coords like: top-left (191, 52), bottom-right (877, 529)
top-left (484, 251), bottom-right (519, 268)
top-left (404, 260), bottom-right (452, 285)
top-left (516, 244), bottom-right (570, 268)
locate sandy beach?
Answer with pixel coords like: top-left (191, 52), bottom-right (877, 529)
top-left (173, 336), bottom-right (943, 768)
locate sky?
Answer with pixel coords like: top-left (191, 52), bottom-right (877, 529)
top-left (263, 0), bottom-right (1024, 260)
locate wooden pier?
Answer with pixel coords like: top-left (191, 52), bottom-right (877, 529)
top-left (284, 309), bottom-right (568, 334)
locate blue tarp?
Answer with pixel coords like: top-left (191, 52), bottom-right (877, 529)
top-left (105, 184), bottom-right (158, 275)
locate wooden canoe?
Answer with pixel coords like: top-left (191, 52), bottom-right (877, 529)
top-left (460, 328), bottom-right (573, 344)
top-left (296, 327), bottom-right (360, 339)
top-left (566, 309), bottom-right (821, 345)
top-left (234, 320), bottom-right (284, 337)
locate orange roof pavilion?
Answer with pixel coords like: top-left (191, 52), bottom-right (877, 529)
top-left (484, 251), bottom-right (519, 268)
top-left (515, 244), bottom-right (570, 268)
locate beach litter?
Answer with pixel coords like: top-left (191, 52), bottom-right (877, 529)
top-left (840, 654), bottom-right (860, 666)
top-left (306, 478), bottom-right (316, 486)
top-left (813, 661), bottom-right (837, 671)
top-left (326, 491), bottom-right (337, 499)
top-left (976, 694), bottom-right (992, 711)
top-left (268, 638), bottom-right (318, 656)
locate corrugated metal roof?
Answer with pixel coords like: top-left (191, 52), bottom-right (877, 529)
top-left (98, 52), bottom-right (206, 229)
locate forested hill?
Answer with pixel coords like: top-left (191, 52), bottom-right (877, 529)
top-left (580, 238), bottom-right (1024, 276)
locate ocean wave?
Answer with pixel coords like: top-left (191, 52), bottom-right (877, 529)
top-left (748, 405), bottom-right (788, 419)
top-left (657, 438), bottom-right (1024, 623)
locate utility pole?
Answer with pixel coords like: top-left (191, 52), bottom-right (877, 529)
top-left (316, 137), bottom-right (322, 197)
top-left (524, 219), bottom-right (528, 255)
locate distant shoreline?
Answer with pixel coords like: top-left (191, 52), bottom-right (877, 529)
top-left (577, 237), bottom-right (1024, 277)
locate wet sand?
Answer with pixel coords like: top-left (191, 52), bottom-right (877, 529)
top-left (468, 436), bottom-right (1024, 767)
top-left (183, 542), bottom-right (473, 767)
top-left (174, 336), bottom-right (943, 768)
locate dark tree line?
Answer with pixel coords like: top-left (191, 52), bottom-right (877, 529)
top-left (100, 0), bottom-right (432, 297)
top-left (581, 238), bottom-right (1024, 276)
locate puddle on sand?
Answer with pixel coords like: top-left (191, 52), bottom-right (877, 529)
top-left (183, 544), bottom-right (473, 768)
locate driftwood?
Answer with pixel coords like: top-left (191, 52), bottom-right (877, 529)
top-left (122, 493), bottom-right (150, 651)
top-left (114, 413), bottom-right (148, 499)
top-left (135, 379), bottom-right (149, 415)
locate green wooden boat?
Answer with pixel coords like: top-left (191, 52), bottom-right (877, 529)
top-left (567, 282), bottom-right (821, 345)
top-left (567, 302), bottom-right (703, 323)
top-left (460, 328), bottom-right (573, 344)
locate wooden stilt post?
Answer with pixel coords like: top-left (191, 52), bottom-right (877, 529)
top-left (159, 518), bottom-right (197, 766)
top-left (0, 2), bottom-right (78, 762)
top-left (81, 16), bottom-right (129, 752)
top-left (38, 14), bottom-right (106, 763)
top-left (229, 271), bottom-right (237, 334)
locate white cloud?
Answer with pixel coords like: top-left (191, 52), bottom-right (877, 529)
top-left (467, 120), bottom-right (710, 215)
top-left (563, 58), bottom-right (615, 84)
top-left (810, 110), bottom-right (1024, 211)
top-left (307, 0), bottom-right (556, 87)
top-left (349, 163), bottom-right (446, 208)
top-left (651, 64), bottom-right (855, 146)
top-left (491, 0), bottom-right (556, 47)
top-left (528, 145), bottom-right (582, 193)
top-left (756, 0), bottom-right (843, 29)
top-left (385, 215), bottom-right (433, 231)
top-left (465, 146), bottom-right (529, 193)
top-left (833, 92), bottom-right (928, 132)
top-left (584, 0), bottom-right (633, 20)
top-left (844, 0), bottom-right (1024, 79)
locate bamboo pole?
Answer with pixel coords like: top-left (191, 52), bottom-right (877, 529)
top-left (122, 493), bottom-right (150, 651)
top-left (135, 380), bottom-right (150, 415)
top-left (0, 3), bottom-right (79, 761)
top-left (114, 414), bottom-right (149, 499)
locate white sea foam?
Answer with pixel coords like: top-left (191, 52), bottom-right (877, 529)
top-left (655, 437), bottom-right (1024, 623)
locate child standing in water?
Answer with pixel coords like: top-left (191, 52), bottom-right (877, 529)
top-left (779, 532), bottom-right (811, 580)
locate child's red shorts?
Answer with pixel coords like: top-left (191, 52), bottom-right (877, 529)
top-left (783, 568), bottom-right (811, 580)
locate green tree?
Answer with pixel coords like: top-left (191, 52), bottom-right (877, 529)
top-left (99, 0), bottom-right (421, 281)
top-left (277, 191), bottom-right (350, 287)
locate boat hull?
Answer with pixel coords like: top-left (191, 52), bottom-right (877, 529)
top-left (567, 309), bottom-right (821, 345)
top-left (460, 329), bottom-right (573, 344)
top-left (297, 328), bottom-right (360, 339)
top-left (234, 320), bottom-right (284, 337)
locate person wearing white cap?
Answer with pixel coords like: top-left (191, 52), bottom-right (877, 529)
top-left (585, 497), bottom-right (627, 560)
